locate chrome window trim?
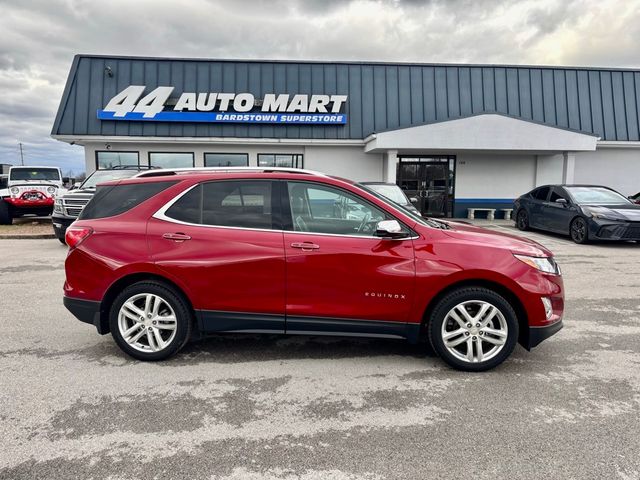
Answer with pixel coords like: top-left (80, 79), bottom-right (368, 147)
top-left (152, 183), bottom-right (418, 241)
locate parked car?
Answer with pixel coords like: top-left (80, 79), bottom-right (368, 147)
top-left (52, 166), bottom-right (154, 243)
top-left (514, 184), bottom-right (640, 243)
top-left (360, 182), bottom-right (422, 216)
top-left (0, 166), bottom-right (64, 224)
top-left (63, 167), bottom-right (564, 371)
top-left (629, 191), bottom-right (640, 205)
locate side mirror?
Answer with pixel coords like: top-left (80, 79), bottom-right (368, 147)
top-left (555, 198), bottom-right (568, 206)
top-left (409, 197), bottom-right (418, 204)
top-left (375, 220), bottom-right (409, 239)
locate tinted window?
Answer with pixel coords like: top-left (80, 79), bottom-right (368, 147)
top-left (531, 187), bottom-right (550, 201)
top-left (204, 153), bottom-right (248, 167)
top-left (165, 184), bottom-right (202, 224)
top-left (79, 181), bottom-right (176, 220)
top-left (203, 181), bottom-right (273, 229)
top-left (149, 153), bottom-right (194, 168)
top-left (549, 188), bottom-right (568, 203)
top-left (10, 168), bottom-right (60, 181)
top-left (96, 151), bottom-right (139, 169)
top-left (288, 182), bottom-right (388, 236)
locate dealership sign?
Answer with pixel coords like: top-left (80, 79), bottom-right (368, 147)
top-left (97, 85), bottom-right (348, 125)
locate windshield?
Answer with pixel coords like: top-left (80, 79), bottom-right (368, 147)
top-left (80, 169), bottom-right (141, 189)
top-left (10, 168), bottom-right (60, 181)
top-left (566, 186), bottom-right (630, 205)
top-left (358, 184), bottom-right (447, 229)
top-left (364, 184), bottom-right (410, 205)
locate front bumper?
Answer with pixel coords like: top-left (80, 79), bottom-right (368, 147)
top-left (5, 197), bottom-right (54, 208)
top-left (52, 215), bottom-right (75, 239)
top-left (63, 296), bottom-right (108, 334)
top-left (527, 319), bottom-right (563, 349)
top-left (592, 221), bottom-right (640, 241)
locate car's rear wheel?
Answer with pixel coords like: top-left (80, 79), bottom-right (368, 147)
top-left (109, 281), bottom-right (192, 361)
top-left (570, 217), bottom-right (589, 244)
top-left (428, 287), bottom-right (519, 372)
top-left (0, 200), bottom-right (12, 225)
top-left (516, 209), bottom-right (529, 231)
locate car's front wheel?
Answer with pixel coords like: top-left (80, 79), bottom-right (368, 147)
top-left (109, 281), bottom-right (193, 361)
top-left (516, 209), bottom-right (529, 231)
top-left (428, 287), bottom-right (519, 372)
top-left (570, 217), bottom-right (589, 244)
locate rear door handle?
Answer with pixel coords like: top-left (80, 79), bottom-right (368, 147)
top-left (163, 232), bottom-right (191, 242)
top-left (290, 242), bottom-right (320, 251)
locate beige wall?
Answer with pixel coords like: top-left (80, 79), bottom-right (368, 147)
top-left (455, 153), bottom-right (536, 199)
top-left (574, 147), bottom-right (640, 196)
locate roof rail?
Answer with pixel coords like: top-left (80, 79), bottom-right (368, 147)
top-left (134, 166), bottom-right (328, 178)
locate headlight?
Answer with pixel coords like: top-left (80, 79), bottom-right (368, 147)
top-left (513, 254), bottom-right (561, 275)
top-left (47, 186), bottom-right (56, 194)
top-left (583, 207), bottom-right (624, 221)
top-left (10, 187), bottom-right (19, 195)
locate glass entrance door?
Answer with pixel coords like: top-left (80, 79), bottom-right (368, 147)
top-left (397, 156), bottom-right (455, 217)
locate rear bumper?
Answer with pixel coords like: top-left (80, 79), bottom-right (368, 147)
top-left (63, 296), bottom-right (108, 334)
top-left (527, 319), bottom-right (563, 349)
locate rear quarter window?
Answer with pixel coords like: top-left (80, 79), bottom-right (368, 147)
top-left (79, 181), bottom-right (176, 220)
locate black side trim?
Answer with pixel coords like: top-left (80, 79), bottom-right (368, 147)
top-left (527, 320), bottom-right (563, 350)
top-left (286, 316), bottom-right (408, 339)
top-left (199, 310), bottom-right (285, 333)
top-left (63, 297), bottom-right (107, 334)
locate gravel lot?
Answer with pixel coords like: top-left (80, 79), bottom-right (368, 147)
top-left (1, 225), bottom-right (639, 480)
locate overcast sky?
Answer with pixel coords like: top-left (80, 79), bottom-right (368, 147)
top-left (1, 0), bottom-right (639, 174)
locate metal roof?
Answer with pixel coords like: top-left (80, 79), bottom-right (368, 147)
top-left (52, 55), bottom-right (640, 142)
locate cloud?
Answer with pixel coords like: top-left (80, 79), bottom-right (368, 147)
top-left (0, 0), bottom-right (638, 174)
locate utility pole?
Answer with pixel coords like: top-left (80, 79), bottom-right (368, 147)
top-left (18, 142), bottom-right (24, 166)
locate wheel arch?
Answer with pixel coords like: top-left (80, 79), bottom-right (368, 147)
top-left (97, 272), bottom-right (197, 335)
top-left (419, 278), bottom-right (530, 349)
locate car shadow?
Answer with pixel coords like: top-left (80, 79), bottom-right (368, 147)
top-left (167, 333), bottom-right (436, 365)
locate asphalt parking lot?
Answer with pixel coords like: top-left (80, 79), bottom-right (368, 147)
top-left (1, 225), bottom-right (639, 480)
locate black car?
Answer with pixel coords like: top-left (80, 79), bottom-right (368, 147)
top-left (52, 166), bottom-right (154, 243)
top-left (514, 184), bottom-right (640, 244)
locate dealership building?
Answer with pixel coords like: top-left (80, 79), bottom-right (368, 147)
top-left (52, 55), bottom-right (640, 217)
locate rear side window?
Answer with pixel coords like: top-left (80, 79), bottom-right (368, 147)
top-left (164, 180), bottom-right (274, 230)
top-left (531, 187), bottom-right (550, 201)
top-left (79, 181), bottom-right (176, 220)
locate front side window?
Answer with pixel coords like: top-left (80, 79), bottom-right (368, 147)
top-left (287, 182), bottom-right (388, 236)
top-left (204, 153), bottom-right (248, 167)
top-left (149, 153), bottom-right (194, 169)
top-left (258, 154), bottom-right (303, 168)
top-left (531, 187), bottom-right (550, 201)
top-left (165, 181), bottom-right (274, 230)
top-left (549, 188), bottom-right (568, 203)
top-left (96, 151), bottom-right (139, 170)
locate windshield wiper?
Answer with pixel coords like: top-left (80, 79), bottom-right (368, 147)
top-left (424, 218), bottom-right (450, 229)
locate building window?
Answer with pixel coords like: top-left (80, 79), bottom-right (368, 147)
top-left (96, 151), bottom-right (139, 170)
top-left (204, 153), bottom-right (249, 167)
top-left (149, 152), bottom-right (194, 169)
top-left (257, 154), bottom-right (303, 168)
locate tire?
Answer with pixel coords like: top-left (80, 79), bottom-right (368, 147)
top-left (57, 236), bottom-right (67, 245)
top-left (0, 200), bottom-right (12, 225)
top-left (109, 281), bottom-right (193, 361)
top-left (569, 217), bottom-right (589, 244)
top-left (516, 209), bottom-right (529, 231)
top-left (428, 287), bottom-right (519, 372)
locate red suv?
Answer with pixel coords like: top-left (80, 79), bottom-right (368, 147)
top-left (64, 168), bottom-right (564, 371)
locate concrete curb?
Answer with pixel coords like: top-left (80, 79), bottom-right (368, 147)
top-left (0, 234), bottom-right (57, 239)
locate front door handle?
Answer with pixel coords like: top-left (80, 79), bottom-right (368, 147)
top-left (163, 232), bottom-right (191, 242)
top-left (290, 242), bottom-right (320, 251)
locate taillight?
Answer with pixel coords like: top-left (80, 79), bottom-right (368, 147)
top-left (65, 226), bottom-right (93, 249)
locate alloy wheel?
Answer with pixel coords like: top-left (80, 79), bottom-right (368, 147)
top-left (117, 293), bottom-right (178, 353)
top-left (571, 218), bottom-right (587, 243)
top-left (517, 210), bottom-right (528, 230)
top-left (441, 300), bottom-right (508, 363)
